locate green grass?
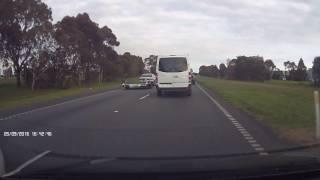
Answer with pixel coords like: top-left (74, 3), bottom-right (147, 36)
top-left (196, 76), bottom-right (318, 142)
top-left (0, 77), bottom-right (138, 111)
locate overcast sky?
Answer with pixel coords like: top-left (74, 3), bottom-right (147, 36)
top-left (44, 0), bottom-right (320, 71)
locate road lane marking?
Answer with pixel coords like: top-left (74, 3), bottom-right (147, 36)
top-left (255, 147), bottom-right (265, 151)
top-left (245, 136), bottom-right (254, 140)
top-left (114, 110), bottom-right (119, 113)
top-left (238, 129), bottom-right (248, 132)
top-left (90, 158), bottom-right (116, 165)
top-left (0, 89), bottom-right (118, 121)
top-left (240, 131), bottom-right (249, 134)
top-left (251, 144), bottom-right (261, 147)
top-left (139, 94), bottom-right (150, 100)
top-left (1, 150), bottom-right (51, 178)
top-left (197, 84), bottom-right (269, 156)
top-left (240, 131), bottom-right (249, 135)
top-left (242, 134), bottom-right (252, 137)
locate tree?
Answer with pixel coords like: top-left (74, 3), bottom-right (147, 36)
top-left (219, 63), bottom-right (227, 79)
top-left (227, 56), bottom-right (267, 81)
top-left (226, 59), bottom-right (236, 79)
top-left (264, 59), bottom-right (276, 80)
top-left (95, 26), bottom-right (119, 82)
top-left (0, 0), bottom-right (52, 87)
top-left (283, 59), bottom-right (306, 81)
top-left (144, 55), bottom-right (157, 74)
top-left (272, 68), bottom-right (284, 80)
top-left (29, 24), bottom-right (56, 90)
top-left (199, 65), bottom-right (219, 78)
top-left (55, 13), bottom-right (120, 85)
top-left (295, 58), bottom-right (307, 81)
top-left (3, 67), bottom-right (13, 79)
top-left (313, 57), bottom-right (320, 87)
top-left (284, 61), bottom-right (297, 80)
top-left (119, 52), bottom-right (144, 78)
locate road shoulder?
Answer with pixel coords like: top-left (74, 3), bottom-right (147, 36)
top-left (196, 82), bottom-right (296, 151)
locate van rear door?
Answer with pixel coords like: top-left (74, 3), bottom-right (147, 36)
top-left (158, 57), bottom-right (189, 84)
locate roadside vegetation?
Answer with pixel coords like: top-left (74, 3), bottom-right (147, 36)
top-left (0, 77), bottom-right (138, 111)
top-left (197, 76), bottom-right (317, 143)
top-left (0, 0), bottom-right (145, 91)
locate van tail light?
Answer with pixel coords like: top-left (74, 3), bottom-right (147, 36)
top-left (188, 72), bottom-right (192, 82)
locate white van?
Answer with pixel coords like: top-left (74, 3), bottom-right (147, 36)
top-left (156, 55), bottom-right (192, 96)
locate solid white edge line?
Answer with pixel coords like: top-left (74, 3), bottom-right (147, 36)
top-left (197, 84), bottom-right (269, 155)
top-left (197, 84), bottom-right (230, 115)
top-left (1, 150), bottom-right (51, 178)
top-left (0, 89), bottom-right (118, 121)
top-left (139, 94), bottom-right (150, 100)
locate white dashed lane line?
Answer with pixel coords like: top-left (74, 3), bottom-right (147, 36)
top-left (139, 94), bottom-right (150, 100)
top-left (251, 144), bottom-right (261, 147)
top-left (248, 140), bottom-right (257, 143)
top-left (197, 84), bottom-right (269, 156)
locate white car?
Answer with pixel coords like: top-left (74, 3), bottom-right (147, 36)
top-left (156, 55), bottom-right (192, 96)
top-left (139, 73), bottom-right (156, 85)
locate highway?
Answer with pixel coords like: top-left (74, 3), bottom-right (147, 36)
top-left (0, 84), bottom-right (292, 175)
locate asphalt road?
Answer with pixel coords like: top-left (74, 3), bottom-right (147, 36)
top-left (0, 84), bottom-right (293, 175)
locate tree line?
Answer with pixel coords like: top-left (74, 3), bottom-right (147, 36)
top-left (199, 56), bottom-right (313, 82)
top-left (0, 0), bottom-right (144, 90)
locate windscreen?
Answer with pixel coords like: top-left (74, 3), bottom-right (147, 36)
top-left (1, 0), bottom-right (320, 179)
top-left (159, 57), bottom-right (188, 72)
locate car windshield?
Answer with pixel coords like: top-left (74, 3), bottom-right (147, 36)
top-left (159, 57), bottom-right (188, 72)
top-left (1, 0), bottom-right (320, 179)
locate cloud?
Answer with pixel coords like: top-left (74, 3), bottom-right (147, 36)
top-left (43, 0), bottom-right (320, 71)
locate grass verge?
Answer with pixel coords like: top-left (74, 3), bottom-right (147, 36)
top-left (196, 75), bottom-right (317, 143)
top-left (0, 77), bottom-right (138, 111)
